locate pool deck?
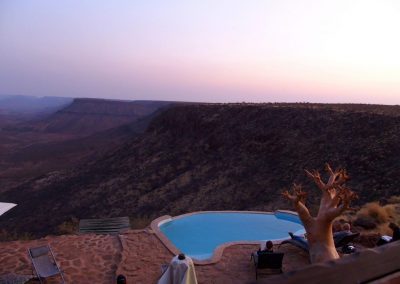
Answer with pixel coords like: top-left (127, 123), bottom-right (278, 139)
top-left (0, 228), bottom-right (310, 283)
top-left (2, 225), bottom-right (400, 283)
top-left (151, 210), bottom-right (302, 265)
top-left (2, 211), bottom-right (400, 283)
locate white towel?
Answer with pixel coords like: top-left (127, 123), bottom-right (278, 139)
top-left (0, 202), bottom-right (17, 216)
top-left (381, 235), bottom-right (392, 242)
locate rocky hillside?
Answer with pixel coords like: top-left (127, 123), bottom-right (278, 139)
top-left (33, 98), bottom-right (172, 135)
top-left (1, 103), bottom-right (400, 237)
top-left (0, 95), bottom-right (72, 117)
top-left (0, 99), bottom-right (172, 191)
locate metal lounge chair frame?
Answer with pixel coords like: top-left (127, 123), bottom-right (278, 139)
top-left (333, 232), bottom-right (360, 248)
top-left (280, 238), bottom-right (309, 252)
top-left (28, 244), bottom-right (65, 284)
top-left (281, 231), bottom-right (360, 253)
top-left (251, 251), bottom-right (284, 279)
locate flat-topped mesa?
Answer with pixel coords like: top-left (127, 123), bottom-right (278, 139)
top-left (37, 98), bottom-right (172, 135)
top-left (283, 164), bottom-right (357, 263)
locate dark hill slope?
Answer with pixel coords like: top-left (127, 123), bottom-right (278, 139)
top-left (0, 100), bottom-right (172, 191)
top-left (2, 108), bottom-right (165, 165)
top-left (0, 95), bottom-right (72, 117)
top-left (2, 104), bottom-right (400, 237)
top-left (35, 98), bottom-right (172, 135)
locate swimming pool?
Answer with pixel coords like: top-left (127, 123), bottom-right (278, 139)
top-left (153, 211), bottom-right (304, 263)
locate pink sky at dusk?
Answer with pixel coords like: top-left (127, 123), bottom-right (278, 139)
top-left (0, 0), bottom-right (399, 104)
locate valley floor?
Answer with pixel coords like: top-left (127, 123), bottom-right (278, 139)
top-left (0, 229), bottom-right (310, 283)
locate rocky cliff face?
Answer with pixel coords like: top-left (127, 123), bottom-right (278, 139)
top-left (0, 95), bottom-right (72, 117)
top-left (35, 98), bottom-right (172, 135)
top-left (0, 98), bottom-right (172, 192)
top-left (2, 103), bottom-right (400, 238)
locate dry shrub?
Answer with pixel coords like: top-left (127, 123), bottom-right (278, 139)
top-left (387, 195), bottom-right (400, 204)
top-left (353, 201), bottom-right (400, 234)
top-left (353, 202), bottom-right (400, 232)
top-left (353, 215), bottom-right (377, 230)
top-left (130, 216), bottom-right (152, 229)
top-left (392, 204), bottom-right (400, 225)
top-left (376, 223), bottom-right (393, 236)
top-left (384, 204), bottom-right (396, 218)
top-left (57, 217), bottom-right (79, 235)
top-left (0, 229), bottom-right (33, 241)
top-left (0, 229), bottom-right (16, 241)
top-left (357, 202), bottom-right (392, 224)
top-left (17, 232), bottom-right (34, 241)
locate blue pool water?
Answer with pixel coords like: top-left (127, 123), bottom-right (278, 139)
top-left (159, 212), bottom-right (305, 260)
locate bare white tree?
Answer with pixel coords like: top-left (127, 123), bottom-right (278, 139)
top-left (282, 164), bottom-right (357, 263)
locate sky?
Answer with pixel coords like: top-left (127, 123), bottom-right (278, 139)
top-left (0, 0), bottom-right (399, 104)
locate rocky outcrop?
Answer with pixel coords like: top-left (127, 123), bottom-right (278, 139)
top-left (37, 98), bottom-right (172, 135)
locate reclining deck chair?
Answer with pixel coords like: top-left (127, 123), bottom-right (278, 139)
top-left (251, 252), bottom-right (284, 279)
top-left (333, 232), bottom-right (360, 248)
top-left (280, 237), bottom-right (309, 252)
top-left (28, 245), bottom-right (65, 284)
top-left (281, 231), bottom-right (360, 253)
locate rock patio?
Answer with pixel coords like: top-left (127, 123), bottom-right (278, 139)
top-left (0, 229), bottom-right (309, 283)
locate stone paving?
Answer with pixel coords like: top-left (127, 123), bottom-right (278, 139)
top-left (0, 229), bottom-right (310, 283)
top-left (0, 234), bottom-right (121, 283)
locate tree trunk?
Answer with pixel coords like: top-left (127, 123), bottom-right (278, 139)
top-left (306, 220), bottom-right (339, 263)
top-left (282, 164), bottom-right (356, 263)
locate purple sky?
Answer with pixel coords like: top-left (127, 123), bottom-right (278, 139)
top-left (0, 0), bottom-right (399, 104)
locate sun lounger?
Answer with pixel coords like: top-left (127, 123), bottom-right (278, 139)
top-left (333, 232), bottom-right (360, 248)
top-left (281, 231), bottom-right (359, 253)
top-left (281, 236), bottom-right (309, 252)
top-left (28, 245), bottom-right (65, 284)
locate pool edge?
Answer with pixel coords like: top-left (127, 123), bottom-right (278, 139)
top-left (150, 210), bottom-right (300, 265)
